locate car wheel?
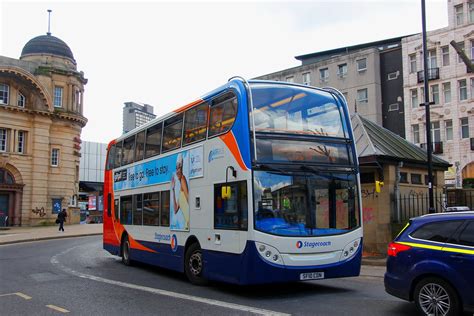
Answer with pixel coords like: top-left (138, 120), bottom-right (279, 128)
top-left (414, 277), bottom-right (460, 316)
top-left (121, 235), bottom-right (133, 266)
top-left (184, 243), bottom-right (208, 285)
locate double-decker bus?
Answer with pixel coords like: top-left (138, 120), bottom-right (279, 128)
top-left (103, 78), bottom-right (362, 285)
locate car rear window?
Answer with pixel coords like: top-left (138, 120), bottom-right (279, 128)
top-left (410, 220), bottom-right (464, 243)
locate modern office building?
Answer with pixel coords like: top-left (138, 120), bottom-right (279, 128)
top-left (122, 101), bottom-right (156, 133)
top-left (0, 32), bottom-right (87, 226)
top-left (402, 0), bottom-right (474, 186)
top-left (255, 36), bottom-right (407, 138)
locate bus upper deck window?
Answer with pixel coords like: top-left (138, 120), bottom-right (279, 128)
top-left (209, 93), bottom-right (237, 137)
top-left (184, 103), bottom-right (209, 145)
top-left (162, 115), bottom-right (183, 152)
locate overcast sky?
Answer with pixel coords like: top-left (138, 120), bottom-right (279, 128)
top-left (1, 0), bottom-right (448, 143)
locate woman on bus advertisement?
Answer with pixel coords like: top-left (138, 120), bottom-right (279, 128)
top-left (170, 153), bottom-right (190, 230)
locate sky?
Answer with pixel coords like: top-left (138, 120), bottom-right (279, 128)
top-left (1, 0), bottom-right (448, 143)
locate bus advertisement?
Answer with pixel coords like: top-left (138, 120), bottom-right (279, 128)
top-left (103, 78), bottom-right (362, 285)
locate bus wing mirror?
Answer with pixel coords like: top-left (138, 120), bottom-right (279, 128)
top-left (222, 186), bottom-right (232, 199)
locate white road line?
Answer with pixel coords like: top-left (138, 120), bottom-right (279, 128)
top-left (46, 305), bottom-right (70, 313)
top-left (0, 292), bottom-right (32, 300)
top-left (51, 247), bottom-right (290, 316)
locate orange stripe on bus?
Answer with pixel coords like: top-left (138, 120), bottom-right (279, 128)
top-left (174, 99), bottom-right (204, 114)
top-left (219, 132), bottom-right (248, 171)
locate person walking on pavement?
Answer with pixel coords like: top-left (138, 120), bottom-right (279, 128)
top-left (57, 208), bottom-right (67, 232)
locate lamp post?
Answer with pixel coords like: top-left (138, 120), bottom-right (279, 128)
top-left (421, 0), bottom-right (435, 213)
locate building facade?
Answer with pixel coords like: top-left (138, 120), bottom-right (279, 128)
top-left (0, 33), bottom-right (87, 226)
top-left (402, 0), bottom-right (474, 186)
top-left (255, 37), bottom-right (407, 137)
top-left (122, 101), bottom-right (156, 133)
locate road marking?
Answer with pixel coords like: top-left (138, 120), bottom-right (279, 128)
top-left (46, 305), bottom-right (70, 313)
top-left (51, 247), bottom-right (291, 316)
top-left (0, 292), bottom-right (32, 300)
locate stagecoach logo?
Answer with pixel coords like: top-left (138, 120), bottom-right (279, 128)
top-left (114, 169), bottom-right (127, 183)
top-left (296, 241), bottom-right (332, 249)
top-left (170, 234), bottom-right (178, 252)
top-left (208, 148), bottom-right (224, 163)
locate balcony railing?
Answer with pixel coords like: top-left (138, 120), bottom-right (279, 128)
top-left (417, 67), bottom-right (440, 83)
top-left (420, 141), bottom-right (443, 154)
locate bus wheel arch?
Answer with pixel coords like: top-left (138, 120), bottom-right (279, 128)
top-left (184, 236), bottom-right (207, 285)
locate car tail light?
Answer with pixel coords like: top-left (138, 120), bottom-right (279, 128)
top-left (387, 242), bottom-right (411, 257)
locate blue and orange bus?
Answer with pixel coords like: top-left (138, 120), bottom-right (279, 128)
top-left (103, 78), bottom-right (362, 285)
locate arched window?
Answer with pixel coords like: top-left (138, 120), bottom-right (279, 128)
top-left (0, 83), bottom-right (9, 105)
top-left (0, 169), bottom-right (14, 184)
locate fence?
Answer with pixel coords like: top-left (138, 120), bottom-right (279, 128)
top-left (393, 189), bottom-right (474, 223)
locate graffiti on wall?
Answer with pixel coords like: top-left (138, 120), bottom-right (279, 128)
top-left (31, 207), bottom-right (46, 217)
top-left (361, 188), bottom-right (378, 199)
top-left (363, 207), bottom-right (375, 224)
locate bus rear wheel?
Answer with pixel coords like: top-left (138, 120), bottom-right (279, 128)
top-left (121, 235), bottom-right (133, 266)
top-left (185, 243), bottom-right (207, 285)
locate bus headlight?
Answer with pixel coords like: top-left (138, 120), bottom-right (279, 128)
top-left (340, 238), bottom-right (361, 261)
top-left (255, 242), bottom-right (284, 265)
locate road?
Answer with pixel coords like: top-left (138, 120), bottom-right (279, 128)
top-left (0, 236), bottom-right (419, 315)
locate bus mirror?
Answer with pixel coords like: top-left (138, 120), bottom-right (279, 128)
top-left (222, 186), bottom-right (232, 199)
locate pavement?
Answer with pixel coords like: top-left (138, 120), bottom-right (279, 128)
top-left (0, 224), bottom-right (386, 277)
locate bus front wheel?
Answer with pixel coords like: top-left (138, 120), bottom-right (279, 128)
top-left (185, 243), bottom-right (207, 285)
top-left (121, 235), bottom-right (133, 266)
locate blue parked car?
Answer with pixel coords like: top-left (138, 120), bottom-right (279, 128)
top-left (384, 212), bottom-right (474, 315)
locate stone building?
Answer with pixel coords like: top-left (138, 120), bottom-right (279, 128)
top-left (402, 0), bottom-right (474, 186)
top-left (0, 33), bottom-right (87, 226)
top-left (255, 36), bottom-right (407, 138)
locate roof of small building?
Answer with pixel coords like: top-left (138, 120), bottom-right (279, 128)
top-left (21, 34), bottom-right (75, 62)
top-left (351, 113), bottom-right (450, 168)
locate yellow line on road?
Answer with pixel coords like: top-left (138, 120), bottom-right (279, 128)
top-left (0, 292), bottom-right (32, 300)
top-left (46, 305), bottom-right (70, 313)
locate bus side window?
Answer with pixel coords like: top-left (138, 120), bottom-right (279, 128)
top-left (122, 135), bottom-right (136, 166)
top-left (114, 141), bottom-right (123, 168)
top-left (114, 199), bottom-right (119, 221)
top-left (145, 123), bottom-right (162, 159)
top-left (183, 102), bottom-right (209, 145)
top-left (106, 145), bottom-right (116, 170)
top-left (120, 196), bottom-right (133, 225)
top-left (209, 93), bottom-right (237, 137)
top-left (135, 131), bottom-right (146, 162)
top-left (162, 114), bottom-right (183, 152)
top-left (161, 191), bottom-right (170, 227)
top-left (214, 181), bottom-right (248, 230)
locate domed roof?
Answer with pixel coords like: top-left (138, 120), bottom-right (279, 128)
top-left (21, 34), bottom-right (75, 62)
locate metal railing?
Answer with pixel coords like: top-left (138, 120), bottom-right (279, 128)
top-left (417, 67), bottom-right (440, 83)
top-left (420, 141), bottom-right (443, 154)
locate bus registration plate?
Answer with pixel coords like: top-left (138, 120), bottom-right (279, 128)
top-left (300, 272), bottom-right (324, 280)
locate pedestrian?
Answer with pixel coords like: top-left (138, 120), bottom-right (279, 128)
top-left (57, 208), bottom-right (67, 232)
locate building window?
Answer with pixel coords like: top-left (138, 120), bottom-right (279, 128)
top-left (17, 131), bottom-right (25, 153)
top-left (356, 88), bottom-right (368, 104)
top-left (431, 121), bottom-right (441, 143)
top-left (431, 84), bottom-right (439, 104)
top-left (443, 82), bottom-right (451, 103)
top-left (459, 79), bottom-right (468, 100)
top-left (0, 83), bottom-right (9, 105)
top-left (471, 40), bottom-right (474, 62)
top-left (441, 46), bottom-right (450, 66)
top-left (409, 54), bottom-right (417, 73)
top-left (0, 129), bottom-right (6, 152)
top-left (461, 117), bottom-right (469, 138)
top-left (445, 120), bottom-right (453, 141)
top-left (337, 64), bottom-right (347, 78)
top-left (412, 124), bottom-right (420, 144)
top-left (400, 172), bottom-right (408, 183)
top-left (319, 68), bottom-right (329, 82)
top-left (54, 86), bottom-right (63, 108)
top-left (411, 173), bottom-right (422, 184)
top-left (410, 88), bottom-right (418, 108)
top-left (470, 1), bottom-right (474, 23)
top-left (456, 4), bottom-right (464, 26)
top-left (428, 49), bottom-right (437, 69)
top-left (357, 58), bottom-right (367, 72)
top-left (302, 72), bottom-right (311, 85)
top-left (51, 148), bottom-right (60, 166)
top-left (17, 93), bottom-right (25, 107)
top-left (471, 78), bottom-right (474, 99)
top-left (457, 42), bottom-right (465, 63)
top-left (286, 76), bottom-right (294, 83)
